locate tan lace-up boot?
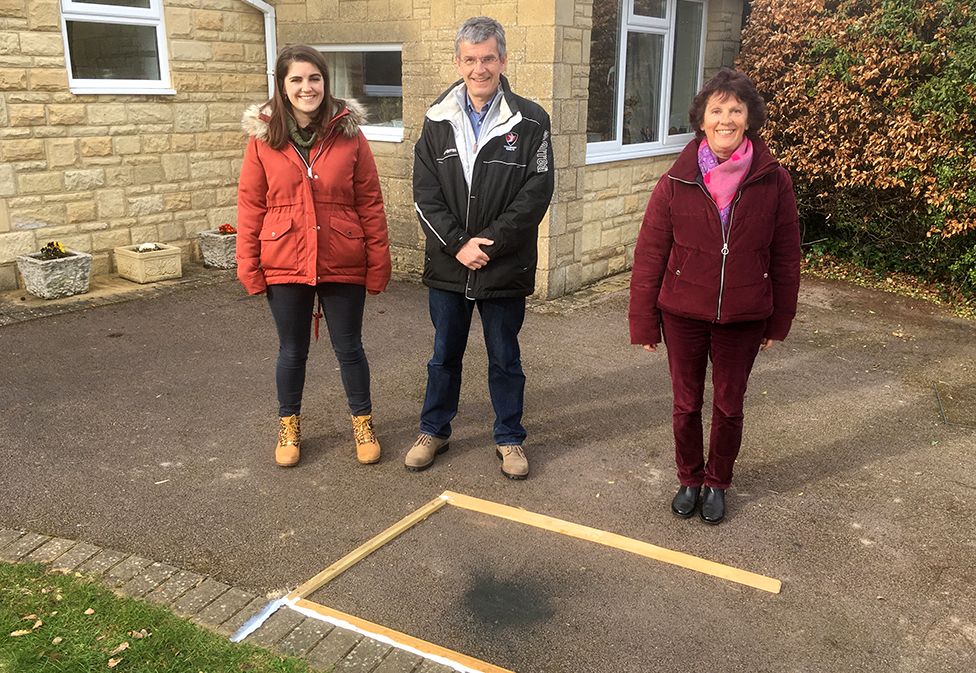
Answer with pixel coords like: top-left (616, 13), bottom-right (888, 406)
top-left (352, 414), bottom-right (381, 464)
top-left (496, 444), bottom-right (529, 480)
top-left (404, 433), bottom-right (449, 471)
top-left (275, 414), bottom-right (301, 467)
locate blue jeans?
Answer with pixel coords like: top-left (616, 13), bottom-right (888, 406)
top-left (266, 283), bottom-right (370, 417)
top-left (420, 288), bottom-right (527, 445)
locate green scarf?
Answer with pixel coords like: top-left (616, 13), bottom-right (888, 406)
top-left (286, 116), bottom-right (316, 162)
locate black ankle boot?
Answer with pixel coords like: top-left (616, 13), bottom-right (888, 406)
top-left (671, 485), bottom-right (701, 518)
top-left (700, 486), bottom-right (726, 524)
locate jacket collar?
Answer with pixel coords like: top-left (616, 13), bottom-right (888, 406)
top-left (668, 134), bottom-right (779, 184)
top-left (426, 74), bottom-right (518, 124)
top-left (240, 98), bottom-right (367, 142)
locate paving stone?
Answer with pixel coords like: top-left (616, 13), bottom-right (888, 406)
top-left (48, 541), bottom-right (100, 572)
top-left (118, 562), bottom-right (177, 598)
top-left (103, 555), bottom-right (152, 587)
top-left (193, 587), bottom-right (256, 630)
top-left (275, 617), bottom-right (333, 657)
top-left (171, 577), bottom-right (230, 617)
top-left (0, 529), bottom-right (24, 549)
top-left (0, 532), bottom-right (49, 562)
top-left (248, 605), bottom-right (305, 647)
top-left (144, 570), bottom-right (204, 606)
top-left (335, 637), bottom-right (392, 672)
top-left (372, 648), bottom-right (424, 673)
top-left (75, 549), bottom-right (127, 578)
top-left (219, 595), bottom-right (268, 638)
top-left (415, 661), bottom-right (459, 673)
top-left (23, 537), bottom-right (76, 564)
top-left (306, 627), bottom-right (363, 671)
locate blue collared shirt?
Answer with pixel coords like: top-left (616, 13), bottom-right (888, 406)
top-left (464, 90), bottom-right (500, 140)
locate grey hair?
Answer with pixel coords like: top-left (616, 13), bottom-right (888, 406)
top-left (454, 16), bottom-right (507, 59)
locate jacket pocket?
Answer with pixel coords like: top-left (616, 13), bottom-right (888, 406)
top-left (327, 217), bottom-right (366, 272)
top-left (258, 217), bottom-right (298, 273)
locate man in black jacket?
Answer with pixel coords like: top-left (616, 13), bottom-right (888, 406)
top-left (406, 16), bottom-right (555, 479)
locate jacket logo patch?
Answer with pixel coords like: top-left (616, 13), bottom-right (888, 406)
top-left (536, 130), bottom-right (550, 173)
top-left (504, 132), bottom-right (519, 151)
top-left (442, 148), bottom-right (458, 157)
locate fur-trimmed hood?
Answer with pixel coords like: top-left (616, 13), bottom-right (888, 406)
top-left (241, 98), bottom-right (367, 141)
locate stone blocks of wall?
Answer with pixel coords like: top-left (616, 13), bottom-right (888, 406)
top-left (0, 0), bottom-right (269, 290)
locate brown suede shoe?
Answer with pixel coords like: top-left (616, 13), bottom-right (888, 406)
top-left (496, 444), bottom-right (529, 480)
top-left (352, 414), bottom-right (381, 464)
top-left (404, 433), bottom-right (449, 471)
top-left (275, 414), bottom-right (300, 467)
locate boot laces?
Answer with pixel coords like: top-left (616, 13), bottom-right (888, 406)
top-left (353, 416), bottom-right (376, 445)
top-left (502, 445), bottom-right (525, 459)
top-left (278, 416), bottom-right (300, 445)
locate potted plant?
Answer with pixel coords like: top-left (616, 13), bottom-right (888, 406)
top-left (114, 242), bottom-right (183, 284)
top-left (16, 241), bottom-right (93, 299)
top-left (197, 223), bottom-right (237, 269)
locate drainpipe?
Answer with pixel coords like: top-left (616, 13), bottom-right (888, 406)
top-left (240, 0), bottom-right (277, 98)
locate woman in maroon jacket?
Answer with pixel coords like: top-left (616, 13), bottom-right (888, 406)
top-left (629, 69), bottom-right (801, 524)
top-left (237, 45), bottom-right (391, 468)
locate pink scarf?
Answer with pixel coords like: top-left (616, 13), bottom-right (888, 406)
top-left (698, 137), bottom-right (753, 232)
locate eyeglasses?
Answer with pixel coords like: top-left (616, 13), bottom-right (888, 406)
top-left (458, 55), bottom-right (500, 68)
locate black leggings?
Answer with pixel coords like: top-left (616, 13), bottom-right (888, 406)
top-left (266, 283), bottom-right (370, 417)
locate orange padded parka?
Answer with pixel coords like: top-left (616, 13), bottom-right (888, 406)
top-left (236, 100), bottom-right (391, 296)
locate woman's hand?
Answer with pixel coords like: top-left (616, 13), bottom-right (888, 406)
top-left (640, 344), bottom-right (657, 352)
top-left (760, 338), bottom-right (777, 351)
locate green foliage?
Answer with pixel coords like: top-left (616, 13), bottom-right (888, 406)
top-left (739, 0), bottom-right (976, 299)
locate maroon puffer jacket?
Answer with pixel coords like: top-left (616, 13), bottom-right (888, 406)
top-left (629, 135), bottom-right (801, 345)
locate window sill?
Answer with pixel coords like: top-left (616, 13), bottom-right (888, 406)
top-left (69, 85), bottom-right (176, 96)
top-left (361, 126), bottom-right (404, 143)
top-left (585, 140), bottom-right (690, 165)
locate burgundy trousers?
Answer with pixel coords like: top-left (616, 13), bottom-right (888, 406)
top-left (661, 311), bottom-right (765, 489)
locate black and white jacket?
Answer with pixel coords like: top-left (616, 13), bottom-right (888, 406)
top-left (413, 75), bottom-right (555, 299)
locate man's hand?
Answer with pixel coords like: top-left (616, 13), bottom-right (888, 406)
top-left (455, 237), bottom-right (494, 270)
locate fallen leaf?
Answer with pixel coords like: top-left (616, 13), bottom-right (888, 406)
top-left (108, 642), bottom-right (129, 656)
top-left (127, 629), bottom-right (149, 639)
top-left (23, 614), bottom-right (37, 620)
top-left (52, 637), bottom-right (63, 645)
top-left (107, 657), bottom-right (122, 668)
top-left (84, 608), bottom-right (95, 615)
top-left (9, 630), bottom-right (32, 637)
top-left (32, 620), bottom-right (43, 630)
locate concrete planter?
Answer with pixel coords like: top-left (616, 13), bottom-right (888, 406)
top-left (115, 243), bottom-right (183, 284)
top-left (16, 250), bottom-right (93, 300)
top-left (197, 230), bottom-right (237, 269)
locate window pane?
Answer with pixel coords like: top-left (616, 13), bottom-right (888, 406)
top-left (632, 0), bottom-right (666, 18)
top-left (321, 51), bottom-right (403, 127)
top-left (75, 0), bottom-right (151, 8)
top-left (66, 21), bottom-right (160, 80)
top-left (668, 0), bottom-right (703, 135)
top-left (623, 31), bottom-right (664, 144)
top-left (586, 0), bottom-right (622, 143)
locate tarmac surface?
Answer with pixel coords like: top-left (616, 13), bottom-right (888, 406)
top-left (1, 271), bottom-right (975, 672)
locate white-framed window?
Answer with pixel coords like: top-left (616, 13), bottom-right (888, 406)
top-left (316, 44), bottom-right (404, 143)
top-left (60, 0), bottom-right (174, 95)
top-left (586, 0), bottom-right (706, 164)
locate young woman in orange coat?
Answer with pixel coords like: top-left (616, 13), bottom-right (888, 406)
top-left (236, 45), bottom-right (392, 468)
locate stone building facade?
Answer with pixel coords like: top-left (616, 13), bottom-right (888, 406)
top-left (0, 0), bottom-right (745, 297)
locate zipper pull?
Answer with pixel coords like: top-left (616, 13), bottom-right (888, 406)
top-left (721, 243), bottom-right (729, 256)
top-left (307, 165), bottom-right (313, 178)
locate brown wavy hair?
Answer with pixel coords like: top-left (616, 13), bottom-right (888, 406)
top-left (689, 68), bottom-right (767, 140)
top-left (265, 45), bottom-right (337, 150)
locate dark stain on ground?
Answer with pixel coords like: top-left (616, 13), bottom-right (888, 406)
top-left (461, 571), bottom-right (556, 629)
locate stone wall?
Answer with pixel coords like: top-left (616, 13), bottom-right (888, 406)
top-left (0, 0), bottom-right (268, 290)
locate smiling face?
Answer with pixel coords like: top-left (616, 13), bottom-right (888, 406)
top-left (700, 92), bottom-right (749, 160)
top-left (455, 37), bottom-right (507, 110)
top-left (283, 59), bottom-right (325, 127)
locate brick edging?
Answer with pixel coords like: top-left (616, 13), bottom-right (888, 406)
top-left (0, 528), bottom-right (456, 673)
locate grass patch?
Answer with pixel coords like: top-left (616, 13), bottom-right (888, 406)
top-left (0, 562), bottom-right (312, 673)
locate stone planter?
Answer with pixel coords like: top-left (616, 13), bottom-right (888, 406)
top-left (16, 250), bottom-right (93, 300)
top-left (197, 229), bottom-right (237, 269)
top-left (115, 243), bottom-right (183, 284)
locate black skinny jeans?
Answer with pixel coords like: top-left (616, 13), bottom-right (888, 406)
top-left (266, 283), bottom-right (371, 417)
